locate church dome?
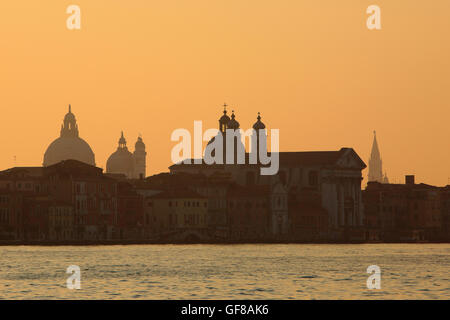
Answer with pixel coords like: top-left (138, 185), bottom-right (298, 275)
top-left (106, 149), bottom-right (134, 175)
top-left (44, 137), bottom-right (95, 167)
top-left (219, 109), bottom-right (231, 124)
top-left (106, 132), bottom-right (134, 176)
top-left (43, 106), bottom-right (95, 167)
top-left (227, 111), bottom-right (240, 129)
top-left (252, 112), bottom-right (266, 130)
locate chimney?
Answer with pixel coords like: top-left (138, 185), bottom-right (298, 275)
top-left (405, 175), bottom-right (415, 185)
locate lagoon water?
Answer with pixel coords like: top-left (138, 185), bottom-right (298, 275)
top-left (0, 244), bottom-right (449, 299)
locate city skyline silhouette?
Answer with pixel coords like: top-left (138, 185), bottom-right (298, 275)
top-left (1, 1), bottom-right (449, 187)
top-left (0, 1), bottom-right (449, 303)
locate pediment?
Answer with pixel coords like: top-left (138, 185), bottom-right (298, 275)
top-left (336, 149), bottom-right (367, 170)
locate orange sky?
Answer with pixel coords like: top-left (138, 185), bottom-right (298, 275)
top-left (0, 0), bottom-right (449, 186)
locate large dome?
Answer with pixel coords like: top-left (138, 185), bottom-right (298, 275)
top-left (44, 136), bottom-right (95, 166)
top-left (43, 105), bottom-right (96, 167)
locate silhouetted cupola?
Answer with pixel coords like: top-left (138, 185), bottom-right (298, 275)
top-left (60, 104), bottom-right (79, 138)
top-left (219, 103), bottom-right (231, 132)
top-left (227, 110), bottom-right (240, 130)
top-left (118, 131), bottom-right (128, 150)
top-left (252, 112), bottom-right (266, 130)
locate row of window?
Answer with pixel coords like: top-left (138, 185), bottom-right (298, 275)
top-left (75, 183), bottom-right (116, 194)
top-left (143, 213), bottom-right (207, 226)
top-left (146, 200), bottom-right (208, 208)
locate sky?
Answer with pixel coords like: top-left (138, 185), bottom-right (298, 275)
top-left (0, 0), bottom-right (449, 186)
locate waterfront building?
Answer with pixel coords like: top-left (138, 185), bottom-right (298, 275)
top-left (0, 190), bottom-right (24, 240)
top-left (226, 182), bottom-right (288, 240)
top-left (362, 175), bottom-right (442, 241)
top-left (116, 181), bottom-right (144, 239)
top-left (48, 201), bottom-right (74, 241)
top-left (170, 108), bottom-right (367, 240)
top-left (145, 188), bottom-right (209, 241)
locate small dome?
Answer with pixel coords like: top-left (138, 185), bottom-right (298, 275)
top-left (219, 108), bottom-right (230, 124)
top-left (227, 111), bottom-right (240, 129)
top-left (106, 148), bottom-right (134, 175)
top-left (106, 132), bottom-right (135, 176)
top-left (252, 112), bottom-right (266, 130)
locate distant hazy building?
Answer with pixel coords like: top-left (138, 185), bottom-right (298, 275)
top-left (106, 132), bottom-right (146, 179)
top-left (43, 105), bottom-right (95, 167)
top-left (368, 131), bottom-right (388, 183)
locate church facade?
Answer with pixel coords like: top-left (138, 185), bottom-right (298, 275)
top-left (170, 108), bottom-right (367, 238)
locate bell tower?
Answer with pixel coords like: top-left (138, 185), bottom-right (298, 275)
top-left (133, 135), bottom-right (146, 179)
top-left (368, 131), bottom-right (384, 183)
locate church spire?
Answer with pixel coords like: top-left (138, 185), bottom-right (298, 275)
top-left (368, 130), bottom-right (384, 183)
top-left (370, 130), bottom-right (381, 159)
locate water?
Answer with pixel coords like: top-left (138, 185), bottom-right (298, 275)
top-left (0, 244), bottom-right (448, 299)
